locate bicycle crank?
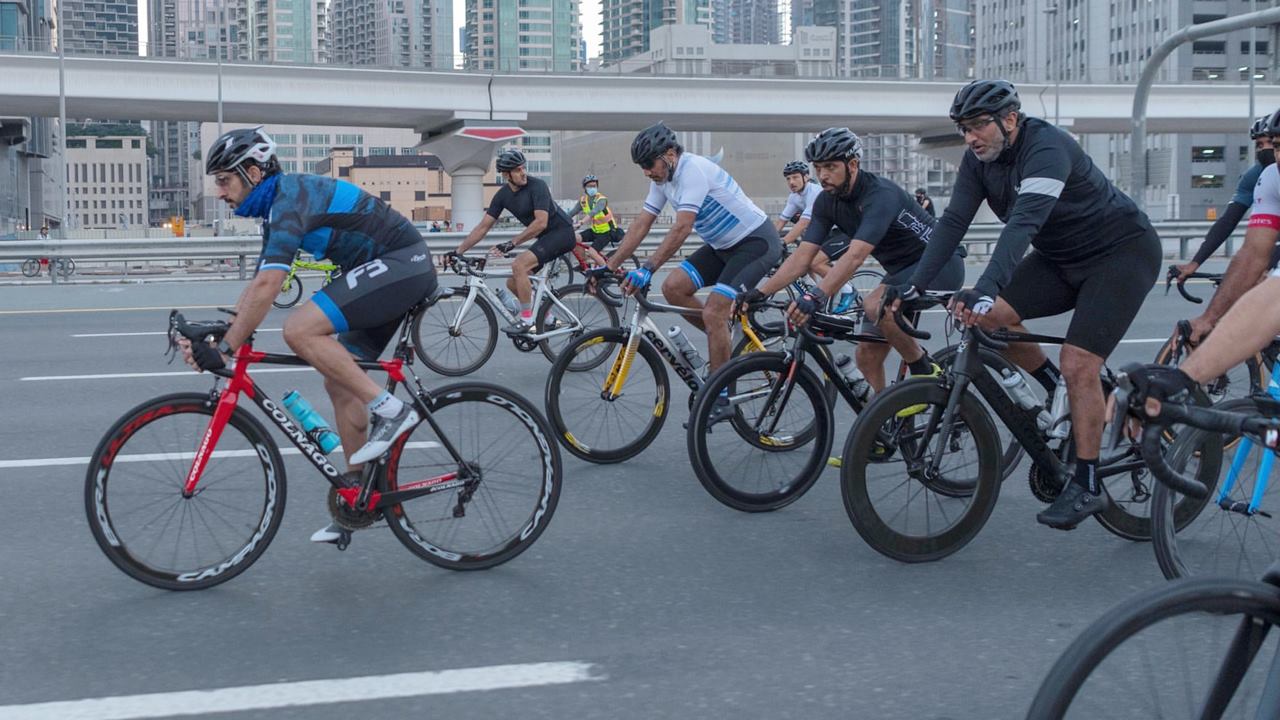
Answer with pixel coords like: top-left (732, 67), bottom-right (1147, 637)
top-left (511, 336), bottom-right (538, 352)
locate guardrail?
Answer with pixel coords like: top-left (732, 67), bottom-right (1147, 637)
top-left (0, 221), bottom-right (1231, 284)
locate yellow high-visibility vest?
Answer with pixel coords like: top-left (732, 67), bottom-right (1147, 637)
top-left (581, 194), bottom-right (616, 233)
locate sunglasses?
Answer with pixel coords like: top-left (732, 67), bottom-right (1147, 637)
top-left (955, 116), bottom-right (996, 136)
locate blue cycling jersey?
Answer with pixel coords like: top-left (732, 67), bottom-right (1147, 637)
top-left (257, 174), bottom-right (423, 273)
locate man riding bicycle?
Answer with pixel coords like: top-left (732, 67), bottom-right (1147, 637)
top-left (182, 126), bottom-right (438, 544)
top-left (450, 147), bottom-right (578, 335)
top-left (570, 174), bottom-right (625, 253)
top-left (773, 159), bottom-right (856, 313)
top-left (886, 79), bottom-right (1162, 530)
top-left (745, 128), bottom-right (963, 396)
top-left (601, 122), bottom-right (782, 379)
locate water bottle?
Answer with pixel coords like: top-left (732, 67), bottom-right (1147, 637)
top-left (666, 326), bottom-right (705, 373)
top-left (1047, 381), bottom-right (1071, 439)
top-left (834, 354), bottom-right (872, 403)
top-left (1000, 370), bottom-right (1052, 430)
top-left (281, 391), bottom-right (341, 454)
top-left (494, 287), bottom-right (521, 316)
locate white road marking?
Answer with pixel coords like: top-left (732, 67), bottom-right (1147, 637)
top-left (73, 328), bottom-right (282, 338)
top-left (0, 304), bottom-right (224, 316)
top-left (20, 367), bottom-right (313, 381)
top-left (1118, 338), bottom-right (1169, 344)
top-left (0, 661), bottom-right (600, 720)
top-left (0, 441), bottom-right (441, 470)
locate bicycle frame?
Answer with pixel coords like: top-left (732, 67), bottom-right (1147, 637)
top-left (181, 319), bottom-right (472, 516)
top-left (447, 263), bottom-right (584, 343)
top-left (1216, 370), bottom-right (1280, 514)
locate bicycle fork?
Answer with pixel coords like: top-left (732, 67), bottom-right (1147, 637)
top-left (1216, 376), bottom-right (1280, 516)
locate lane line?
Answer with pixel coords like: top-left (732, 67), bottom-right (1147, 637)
top-left (0, 441), bottom-right (441, 470)
top-left (1118, 338), bottom-right (1169, 344)
top-left (73, 328), bottom-right (282, 338)
top-left (20, 367), bottom-right (313, 381)
top-left (0, 661), bottom-right (600, 720)
top-left (0, 304), bottom-right (224, 316)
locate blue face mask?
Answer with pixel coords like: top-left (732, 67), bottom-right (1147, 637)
top-left (585, 186), bottom-right (598, 197)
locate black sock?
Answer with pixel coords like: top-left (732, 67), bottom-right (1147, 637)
top-left (1031, 359), bottom-right (1062, 395)
top-left (908, 354), bottom-right (933, 376)
top-left (1072, 458), bottom-right (1099, 494)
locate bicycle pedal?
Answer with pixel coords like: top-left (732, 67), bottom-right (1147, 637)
top-left (335, 531), bottom-right (352, 551)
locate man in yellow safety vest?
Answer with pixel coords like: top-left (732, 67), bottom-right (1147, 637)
top-left (571, 174), bottom-right (625, 253)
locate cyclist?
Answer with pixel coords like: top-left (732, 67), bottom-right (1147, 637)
top-left (570, 174), bottom-right (625, 253)
top-left (181, 126), bottom-right (438, 544)
top-left (1173, 109), bottom-right (1280, 346)
top-left (885, 79), bottom-right (1162, 530)
top-left (1171, 114), bottom-right (1275, 285)
top-left (450, 147), bottom-right (577, 334)
top-left (774, 160), bottom-right (856, 313)
top-left (602, 122), bottom-right (781, 377)
top-left (745, 128), bottom-right (963, 396)
top-left (915, 188), bottom-right (936, 217)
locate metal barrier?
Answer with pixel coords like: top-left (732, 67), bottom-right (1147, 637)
top-left (0, 221), bottom-right (1232, 284)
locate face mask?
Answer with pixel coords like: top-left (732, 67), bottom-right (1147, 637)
top-left (1258, 149), bottom-right (1276, 167)
top-left (585, 187), bottom-right (598, 196)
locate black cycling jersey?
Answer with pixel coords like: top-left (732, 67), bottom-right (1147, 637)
top-left (802, 169), bottom-right (939, 275)
top-left (910, 116), bottom-right (1154, 297)
top-left (486, 176), bottom-right (574, 236)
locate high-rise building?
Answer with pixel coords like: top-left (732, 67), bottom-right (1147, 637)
top-left (59, 0), bottom-right (139, 54)
top-left (331, 0), bottom-right (453, 68)
top-left (976, 0), bottom-right (1275, 220)
top-left (712, 0), bottom-right (779, 46)
top-left (601, 0), bottom-right (710, 65)
top-left (229, 0), bottom-right (328, 63)
top-left (0, 0), bottom-right (63, 233)
top-left (465, 0), bottom-right (582, 72)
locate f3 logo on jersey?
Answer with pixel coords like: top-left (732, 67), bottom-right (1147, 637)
top-left (346, 259), bottom-right (389, 289)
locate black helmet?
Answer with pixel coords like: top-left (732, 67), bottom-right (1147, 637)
top-left (205, 126), bottom-right (278, 176)
top-left (1252, 114), bottom-right (1272, 139)
top-left (804, 128), bottom-right (863, 163)
top-left (950, 79), bottom-right (1021, 122)
top-left (631, 122), bottom-right (679, 165)
top-left (915, 188), bottom-right (927, 196)
top-left (1265, 107), bottom-right (1280, 137)
top-left (495, 147), bottom-right (526, 172)
top-left (782, 160), bottom-right (809, 177)
top-left (582, 174), bottom-right (598, 186)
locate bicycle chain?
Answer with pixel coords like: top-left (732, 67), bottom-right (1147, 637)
top-left (327, 486), bottom-right (380, 530)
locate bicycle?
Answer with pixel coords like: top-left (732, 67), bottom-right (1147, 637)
top-left (544, 275), bottom-right (777, 464)
top-left (744, 242), bottom-right (884, 338)
top-left (273, 252), bottom-right (339, 309)
top-left (1028, 380), bottom-right (1280, 718)
top-left (410, 254), bottom-right (619, 376)
top-left (685, 295), bottom-right (1028, 513)
top-left (838, 309), bottom-right (1221, 562)
top-left (21, 256), bottom-right (74, 278)
top-left (84, 304), bottom-right (562, 591)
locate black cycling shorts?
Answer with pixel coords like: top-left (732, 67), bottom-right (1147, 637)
top-left (526, 226), bottom-right (577, 270)
top-left (999, 228), bottom-right (1161, 357)
top-left (817, 229), bottom-right (852, 262)
top-left (679, 222), bottom-right (783, 301)
top-left (860, 253), bottom-right (965, 337)
top-left (312, 243), bottom-right (438, 360)
top-left (581, 226), bottom-right (624, 253)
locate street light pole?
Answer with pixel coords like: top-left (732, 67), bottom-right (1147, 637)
top-left (56, 0), bottom-right (67, 232)
top-left (1043, 4), bottom-right (1060, 125)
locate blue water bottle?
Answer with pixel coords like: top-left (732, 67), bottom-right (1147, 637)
top-left (281, 391), bottom-right (341, 454)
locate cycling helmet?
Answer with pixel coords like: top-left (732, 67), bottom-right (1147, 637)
top-left (495, 147), bottom-right (526, 172)
top-left (1252, 114), bottom-right (1273, 139)
top-left (950, 79), bottom-right (1021, 122)
top-left (582, 174), bottom-right (598, 186)
top-left (1265, 107), bottom-right (1280, 137)
top-left (205, 126), bottom-right (278, 176)
top-left (782, 160), bottom-right (809, 177)
top-left (631, 122), bottom-right (679, 166)
top-left (915, 188), bottom-right (927, 196)
top-left (804, 128), bottom-right (863, 163)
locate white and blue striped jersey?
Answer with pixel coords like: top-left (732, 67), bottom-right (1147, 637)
top-left (642, 153), bottom-right (768, 250)
top-left (779, 181), bottom-right (823, 224)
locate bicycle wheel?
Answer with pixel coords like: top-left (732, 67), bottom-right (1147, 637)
top-left (840, 378), bottom-right (1002, 562)
top-left (545, 328), bottom-right (670, 464)
top-left (411, 291), bottom-right (498, 376)
top-left (382, 382), bottom-right (561, 570)
top-left (1026, 577), bottom-right (1280, 719)
top-left (688, 352), bottom-right (833, 512)
top-left (536, 282), bottom-right (620, 366)
top-left (21, 258), bottom-right (39, 277)
top-left (1152, 401), bottom-right (1278, 580)
top-left (1154, 337), bottom-right (1262, 407)
top-left (932, 344), bottom-right (1028, 482)
top-left (546, 255), bottom-right (575, 288)
top-left (273, 275), bottom-right (303, 309)
top-left (55, 257), bottom-right (75, 277)
top-left (84, 393), bottom-right (287, 591)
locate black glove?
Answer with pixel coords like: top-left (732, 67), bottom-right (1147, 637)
top-left (1125, 363), bottom-right (1198, 406)
top-left (793, 287), bottom-right (827, 316)
top-left (736, 288), bottom-right (767, 314)
top-left (584, 265), bottom-right (616, 280)
top-left (952, 288), bottom-right (995, 316)
top-left (494, 241), bottom-right (515, 255)
top-left (442, 250), bottom-right (461, 269)
top-left (878, 283), bottom-right (920, 323)
top-left (191, 340), bottom-right (227, 372)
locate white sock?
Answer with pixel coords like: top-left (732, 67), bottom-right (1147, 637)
top-left (840, 283), bottom-right (853, 296)
top-left (369, 391), bottom-right (405, 418)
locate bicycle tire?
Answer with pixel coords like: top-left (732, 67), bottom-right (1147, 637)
top-left (536, 282), bottom-right (620, 366)
top-left (841, 378), bottom-right (1002, 563)
top-left (688, 352), bottom-right (833, 512)
top-left (411, 291), bottom-right (499, 376)
top-left (545, 327), bottom-right (670, 464)
top-left (273, 275), bottom-right (304, 309)
top-left (382, 382), bottom-right (561, 570)
top-left (1026, 577), bottom-right (1280, 719)
top-left (546, 255), bottom-right (575, 289)
top-left (932, 343), bottom-right (1028, 482)
top-left (55, 257), bottom-right (75, 277)
top-left (84, 392), bottom-right (287, 591)
top-left (21, 258), bottom-right (39, 277)
top-left (1154, 337), bottom-right (1263, 408)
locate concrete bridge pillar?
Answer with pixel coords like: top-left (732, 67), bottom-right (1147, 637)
top-left (418, 122), bottom-right (526, 232)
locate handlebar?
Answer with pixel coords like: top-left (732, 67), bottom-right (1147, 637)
top-left (1164, 264), bottom-right (1224, 304)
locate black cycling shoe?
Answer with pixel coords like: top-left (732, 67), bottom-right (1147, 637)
top-left (684, 395), bottom-right (733, 432)
top-left (1036, 482), bottom-right (1112, 530)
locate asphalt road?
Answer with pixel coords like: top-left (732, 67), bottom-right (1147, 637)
top-left (0, 264), bottom-right (1230, 719)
